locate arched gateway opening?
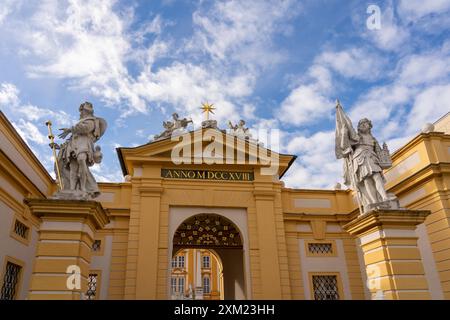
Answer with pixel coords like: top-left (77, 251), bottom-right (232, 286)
top-left (170, 213), bottom-right (246, 300)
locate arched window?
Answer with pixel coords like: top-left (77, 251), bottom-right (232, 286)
top-left (203, 276), bottom-right (210, 294)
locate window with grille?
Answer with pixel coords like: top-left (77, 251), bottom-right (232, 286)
top-left (312, 275), bottom-right (339, 300)
top-left (86, 273), bottom-right (98, 300)
top-left (0, 262), bottom-right (22, 300)
top-left (203, 276), bottom-right (210, 294)
top-left (92, 240), bottom-right (101, 252)
top-left (308, 243), bottom-right (333, 254)
top-left (202, 255), bottom-right (210, 268)
top-left (13, 220), bottom-right (29, 240)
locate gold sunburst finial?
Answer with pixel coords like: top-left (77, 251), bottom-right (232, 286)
top-left (200, 101), bottom-right (215, 120)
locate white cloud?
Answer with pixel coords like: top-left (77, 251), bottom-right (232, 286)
top-left (0, 82), bottom-right (20, 106)
top-left (278, 85), bottom-right (334, 126)
top-left (406, 84), bottom-right (450, 132)
top-left (398, 0), bottom-right (450, 22)
top-left (364, 4), bottom-right (409, 51)
top-left (91, 163), bottom-right (124, 182)
top-left (0, 82), bottom-right (74, 127)
top-left (1, 0), bottom-right (301, 124)
top-left (188, 0), bottom-right (300, 68)
top-left (0, 0), bottom-right (17, 25)
top-left (316, 48), bottom-right (386, 81)
top-left (397, 51), bottom-right (450, 86)
top-left (349, 42), bottom-right (450, 136)
top-left (282, 130), bottom-right (343, 188)
top-left (12, 119), bottom-right (47, 145)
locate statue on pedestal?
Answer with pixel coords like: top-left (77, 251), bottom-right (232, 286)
top-left (335, 100), bottom-right (398, 214)
top-left (47, 102), bottom-right (107, 200)
top-left (154, 113), bottom-right (192, 141)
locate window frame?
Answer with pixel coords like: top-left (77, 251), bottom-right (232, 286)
top-left (9, 215), bottom-right (31, 246)
top-left (0, 256), bottom-right (25, 300)
top-left (178, 255), bottom-right (185, 268)
top-left (203, 275), bottom-right (210, 294)
top-left (308, 272), bottom-right (344, 300)
top-left (202, 255), bottom-right (210, 268)
top-left (91, 238), bottom-right (104, 256)
top-left (177, 276), bottom-right (185, 294)
top-left (86, 270), bottom-right (102, 300)
top-left (305, 240), bottom-right (337, 257)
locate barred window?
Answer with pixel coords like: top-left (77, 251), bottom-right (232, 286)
top-left (0, 262), bottom-right (22, 300)
top-left (86, 274), bottom-right (98, 300)
top-left (14, 220), bottom-right (29, 240)
top-left (312, 275), bottom-right (339, 300)
top-left (92, 240), bottom-right (101, 252)
top-left (203, 276), bottom-right (210, 294)
top-left (308, 243), bottom-right (333, 254)
top-left (202, 255), bottom-right (210, 268)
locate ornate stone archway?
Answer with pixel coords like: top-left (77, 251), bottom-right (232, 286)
top-left (173, 214), bottom-right (243, 249)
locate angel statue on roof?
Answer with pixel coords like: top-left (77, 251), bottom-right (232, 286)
top-left (228, 119), bottom-right (252, 140)
top-left (335, 100), bottom-right (398, 214)
top-left (51, 101), bottom-right (107, 200)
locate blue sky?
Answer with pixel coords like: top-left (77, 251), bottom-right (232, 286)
top-left (0, 0), bottom-right (449, 188)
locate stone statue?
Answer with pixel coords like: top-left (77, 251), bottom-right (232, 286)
top-left (228, 120), bottom-right (252, 140)
top-left (154, 113), bottom-right (192, 141)
top-left (52, 102), bottom-right (107, 200)
top-left (335, 100), bottom-right (398, 213)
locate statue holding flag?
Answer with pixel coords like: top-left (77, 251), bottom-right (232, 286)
top-left (335, 100), bottom-right (398, 214)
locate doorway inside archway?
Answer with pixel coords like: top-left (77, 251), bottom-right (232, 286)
top-left (170, 213), bottom-right (246, 300)
top-left (170, 248), bottom-right (224, 300)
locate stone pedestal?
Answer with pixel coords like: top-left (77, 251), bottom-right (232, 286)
top-left (343, 209), bottom-right (431, 300)
top-left (25, 199), bottom-right (109, 300)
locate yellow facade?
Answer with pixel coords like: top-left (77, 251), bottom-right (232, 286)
top-left (1, 110), bottom-right (450, 300)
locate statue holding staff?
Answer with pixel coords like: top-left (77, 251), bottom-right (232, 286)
top-left (48, 101), bottom-right (107, 200)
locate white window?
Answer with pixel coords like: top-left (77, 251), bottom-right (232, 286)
top-left (178, 277), bottom-right (185, 294)
top-left (171, 257), bottom-right (177, 268)
top-left (202, 255), bottom-right (210, 268)
top-left (172, 255), bottom-right (185, 268)
top-left (203, 276), bottom-right (210, 294)
top-left (178, 255), bottom-right (185, 268)
top-left (171, 277), bottom-right (177, 293)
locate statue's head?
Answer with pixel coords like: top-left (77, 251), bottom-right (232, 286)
top-left (357, 118), bottom-right (372, 134)
top-left (239, 120), bottom-right (245, 126)
top-left (79, 102), bottom-right (94, 118)
top-left (172, 112), bottom-right (179, 120)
